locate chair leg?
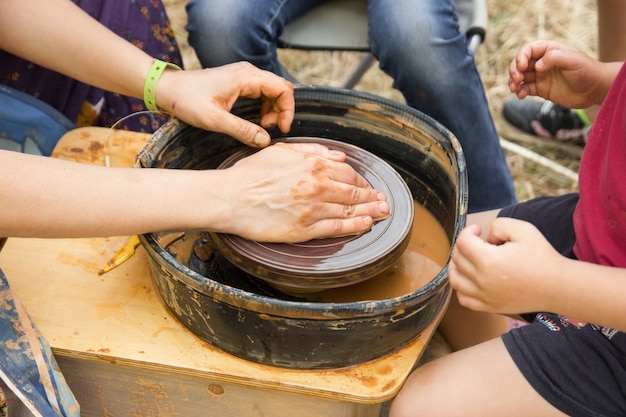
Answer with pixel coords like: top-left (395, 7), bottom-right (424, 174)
top-left (467, 33), bottom-right (483, 55)
top-left (342, 52), bottom-right (377, 89)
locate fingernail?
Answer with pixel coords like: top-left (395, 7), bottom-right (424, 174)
top-left (252, 131), bottom-right (270, 147)
top-left (379, 201), bottom-right (390, 213)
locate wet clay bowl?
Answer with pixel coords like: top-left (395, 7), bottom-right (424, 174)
top-left (210, 136), bottom-right (415, 294)
top-left (135, 85), bottom-right (468, 369)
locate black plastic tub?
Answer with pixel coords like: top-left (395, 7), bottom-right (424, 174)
top-left (135, 85), bottom-right (467, 369)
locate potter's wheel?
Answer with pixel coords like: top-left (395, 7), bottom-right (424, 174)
top-left (209, 137), bottom-right (415, 293)
top-left (138, 86), bottom-right (465, 369)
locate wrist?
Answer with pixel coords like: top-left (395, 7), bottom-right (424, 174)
top-left (539, 256), bottom-right (576, 313)
top-left (187, 170), bottom-right (235, 233)
top-left (143, 59), bottom-right (182, 111)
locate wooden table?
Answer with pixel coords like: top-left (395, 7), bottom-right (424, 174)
top-left (0, 127), bottom-right (444, 417)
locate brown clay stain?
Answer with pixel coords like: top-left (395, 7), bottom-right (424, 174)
top-left (358, 374), bottom-right (378, 388)
top-left (375, 364), bottom-right (393, 376)
top-left (95, 301), bottom-right (128, 321)
top-left (207, 384), bottom-right (225, 395)
top-left (57, 251), bottom-right (100, 274)
top-left (88, 140), bottom-right (104, 153)
top-left (382, 379), bottom-right (398, 392)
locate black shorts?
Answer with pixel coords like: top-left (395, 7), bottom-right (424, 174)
top-left (499, 194), bottom-right (626, 417)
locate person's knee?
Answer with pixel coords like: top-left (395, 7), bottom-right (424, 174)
top-left (388, 362), bottom-right (450, 417)
top-left (369, 0), bottom-right (468, 86)
top-left (388, 379), bottom-right (420, 417)
top-left (186, 0), bottom-right (248, 66)
top-left (370, 27), bottom-right (458, 90)
top-left (186, 0), bottom-right (234, 36)
top-left (388, 398), bottom-right (410, 417)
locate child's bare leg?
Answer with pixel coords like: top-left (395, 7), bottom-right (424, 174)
top-left (438, 208), bottom-right (509, 351)
top-left (389, 338), bottom-right (568, 417)
top-left (438, 294), bottom-right (509, 350)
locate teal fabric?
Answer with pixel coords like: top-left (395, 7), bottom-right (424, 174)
top-left (0, 85), bottom-right (76, 156)
top-left (0, 269), bottom-right (79, 416)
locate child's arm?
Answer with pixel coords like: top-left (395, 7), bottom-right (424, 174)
top-left (508, 40), bottom-right (622, 109)
top-left (449, 218), bottom-right (626, 332)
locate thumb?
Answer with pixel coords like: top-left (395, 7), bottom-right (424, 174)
top-left (487, 217), bottom-right (533, 245)
top-left (217, 111), bottom-right (272, 147)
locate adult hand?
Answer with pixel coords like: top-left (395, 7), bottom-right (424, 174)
top-left (448, 218), bottom-right (566, 315)
top-left (213, 142), bottom-right (389, 242)
top-left (1, 1), bottom-right (291, 148)
top-left (157, 62), bottom-right (294, 147)
top-left (0, 142), bottom-right (386, 241)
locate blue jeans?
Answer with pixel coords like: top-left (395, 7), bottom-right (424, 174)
top-left (186, 0), bottom-right (517, 212)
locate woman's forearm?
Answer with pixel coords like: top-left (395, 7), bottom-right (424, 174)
top-left (0, 0), bottom-right (152, 100)
top-left (0, 146), bottom-right (390, 242)
top-left (0, 151), bottom-right (218, 238)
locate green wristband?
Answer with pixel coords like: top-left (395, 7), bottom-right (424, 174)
top-left (143, 59), bottom-right (182, 111)
top-left (573, 108), bottom-right (593, 127)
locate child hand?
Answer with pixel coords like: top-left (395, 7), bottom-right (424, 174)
top-left (448, 218), bottom-right (566, 315)
top-left (508, 40), bottom-right (604, 109)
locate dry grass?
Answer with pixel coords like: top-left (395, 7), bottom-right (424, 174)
top-left (164, 0), bottom-right (597, 201)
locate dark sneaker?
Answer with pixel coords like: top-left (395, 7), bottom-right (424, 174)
top-left (502, 98), bottom-right (590, 143)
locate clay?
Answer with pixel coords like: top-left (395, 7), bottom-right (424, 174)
top-left (210, 137), bottom-right (415, 293)
top-left (309, 202), bottom-right (449, 302)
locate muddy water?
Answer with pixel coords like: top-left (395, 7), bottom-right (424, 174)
top-left (161, 201), bottom-right (450, 303)
top-left (305, 201), bottom-right (450, 302)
